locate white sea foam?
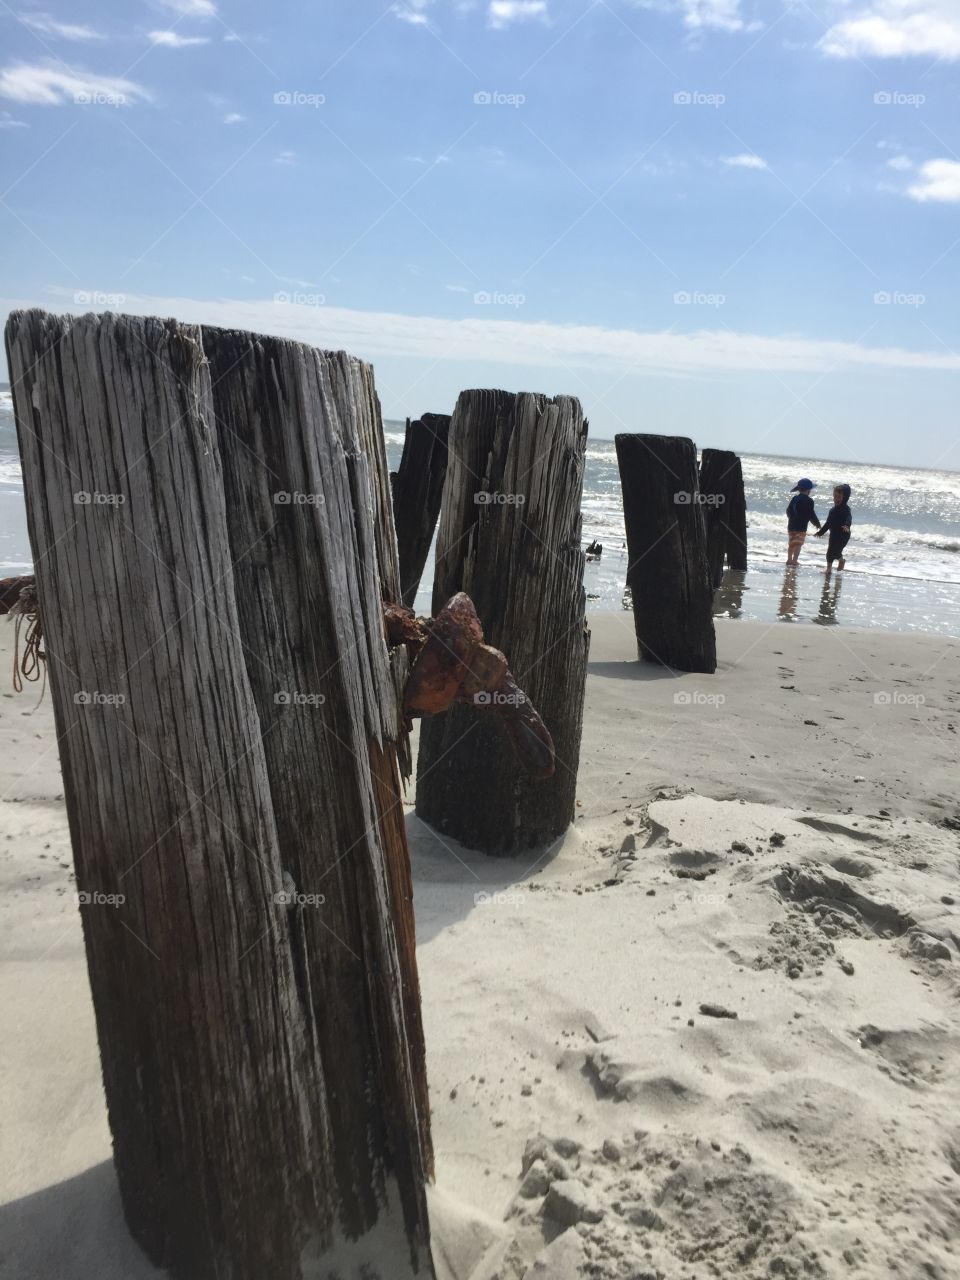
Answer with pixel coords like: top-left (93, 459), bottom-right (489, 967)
top-left (0, 407), bottom-right (956, 632)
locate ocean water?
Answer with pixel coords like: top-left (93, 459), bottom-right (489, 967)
top-left (382, 424), bottom-right (960, 639)
top-left (1, 388), bottom-right (958, 637)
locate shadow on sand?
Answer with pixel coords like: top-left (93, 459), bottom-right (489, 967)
top-left (406, 810), bottom-right (569, 946)
top-left (587, 659), bottom-right (682, 682)
top-left (0, 1161), bottom-right (157, 1280)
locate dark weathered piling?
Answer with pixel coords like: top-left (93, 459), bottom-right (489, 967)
top-left (6, 309), bottom-right (435, 1280)
top-left (391, 413), bottom-right (451, 608)
top-left (415, 389), bottom-right (589, 855)
top-left (699, 447), bottom-right (748, 585)
top-left (201, 325), bottom-right (432, 1217)
top-left (615, 433), bottom-right (717, 674)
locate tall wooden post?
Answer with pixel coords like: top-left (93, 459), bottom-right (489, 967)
top-left (390, 413), bottom-right (451, 608)
top-left (415, 389), bottom-right (589, 855)
top-left (699, 447), bottom-right (748, 585)
top-left (615, 433), bottom-right (717, 674)
top-left (5, 310), bottom-right (435, 1280)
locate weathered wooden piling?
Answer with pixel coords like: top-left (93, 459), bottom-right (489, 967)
top-left (699, 447), bottom-right (748, 586)
top-left (5, 310), bottom-right (435, 1280)
top-left (615, 433), bottom-right (717, 674)
top-left (415, 389), bottom-right (589, 855)
top-left (390, 413), bottom-right (451, 608)
top-left (201, 325), bottom-right (431, 1216)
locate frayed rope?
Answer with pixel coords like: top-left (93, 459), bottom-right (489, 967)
top-left (9, 583), bottom-right (46, 699)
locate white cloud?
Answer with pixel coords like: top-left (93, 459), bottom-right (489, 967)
top-left (820, 1), bottom-right (960, 60)
top-left (20, 288), bottom-right (960, 376)
top-left (19, 13), bottom-right (104, 40)
top-left (222, 112), bottom-right (244, 124)
top-left (0, 61), bottom-right (148, 105)
top-left (159, 0), bottom-right (217, 15)
top-left (0, 110), bottom-right (28, 127)
top-left (489, 1), bottom-right (548, 28)
top-left (148, 30), bottom-right (210, 47)
top-left (273, 150), bottom-right (297, 166)
top-left (405, 152), bottom-right (452, 166)
top-left (445, 284), bottom-right (470, 292)
top-left (906, 158), bottom-right (960, 202)
top-left (721, 152), bottom-right (767, 169)
top-left (887, 154), bottom-right (912, 170)
top-left (679, 0), bottom-right (745, 32)
top-left (393, 1), bottom-right (432, 24)
top-left (635, 0), bottom-right (762, 36)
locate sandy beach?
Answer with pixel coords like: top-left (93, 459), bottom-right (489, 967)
top-left (1, 613), bottom-right (958, 1279)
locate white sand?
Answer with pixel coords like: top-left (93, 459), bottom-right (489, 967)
top-left (1, 614), bottom-right (958, 1279)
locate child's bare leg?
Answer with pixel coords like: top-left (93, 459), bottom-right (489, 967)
top-left (837, 556), bottom-right (845, 571)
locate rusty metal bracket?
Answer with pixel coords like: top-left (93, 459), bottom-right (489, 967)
top-left (385, 592), bottom-right (555, 780)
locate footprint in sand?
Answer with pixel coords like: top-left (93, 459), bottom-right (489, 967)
top-left (856, 1024), bottom-right (958, 1088)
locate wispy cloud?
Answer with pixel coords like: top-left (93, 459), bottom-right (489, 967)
top-left (0, 109), bottom-right (28, 128)
top-left (406, 152), bottom-right (453, 166)
top-left (393, 1), bottom-right (432, 24)
top-left (0, 61), bottom-right (149, 105)
top-left (19, 13), bottom-right (104, 41)
top-left (273, 149), bottom-right (297, 166)
top-left (906, 158), bottom-right (960, 203)
top-left (222, 111), bottom-right (244, 124)
top-left (887, 154), bottom-right (912, 171)
top-left (678, 0), bottom-right (746, 32)
top-left (22, 288), bottom-right (960, 375)
top-left (148, 30), bottom-right (210, 47)
top-left (158, 0), bottom-right (218, 15)
top-left (721, 153), bottom-right (768, 169)
top-left (489, 1), bottom-right (548, 29)
top-left (820, 1), bottom-right (960, 60)
top-left (632, 0), bottom-right (761, 36)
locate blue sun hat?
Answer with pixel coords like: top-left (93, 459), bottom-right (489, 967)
top-left (791, 478), bottom-right (815, 492)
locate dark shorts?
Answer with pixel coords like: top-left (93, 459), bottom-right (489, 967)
top-left (826, 532), bottom-right (850, 561)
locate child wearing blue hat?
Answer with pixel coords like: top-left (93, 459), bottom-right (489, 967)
top-left (785, 479), bottom-right (821, 564)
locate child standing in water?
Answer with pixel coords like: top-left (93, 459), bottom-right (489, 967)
top-left (785, 478), bottom-right (821, 564)
top-left (816, 483), bottom-right (852, 571)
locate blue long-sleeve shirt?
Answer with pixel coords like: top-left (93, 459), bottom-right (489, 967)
top-left (821, 503), bottom-right (852, 538)
top-left (786, 493), bottom-right (821, 533)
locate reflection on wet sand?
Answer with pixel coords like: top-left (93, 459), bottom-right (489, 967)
top-left (778, 565), bottom-right (799, 621)
top-left (815, 570), bottom-right (844, 626)
top-left (713, 569), bottom-right (746, 619)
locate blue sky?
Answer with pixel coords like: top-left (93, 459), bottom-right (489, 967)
top-left (1, 0), bottom-right (959, 466)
